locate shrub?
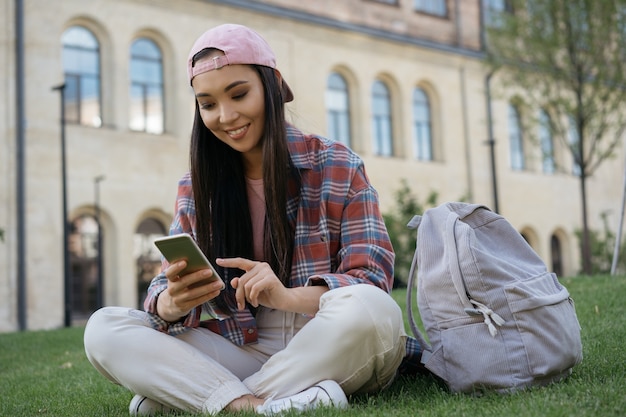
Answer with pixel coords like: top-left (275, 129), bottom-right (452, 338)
top-left (382, 180), bottom-right (438, 287)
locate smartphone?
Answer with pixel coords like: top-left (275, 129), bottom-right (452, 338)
top-left (153, 233), bottom-right (225, 290)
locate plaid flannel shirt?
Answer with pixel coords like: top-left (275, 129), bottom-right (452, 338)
top-left (143, 125), bottom-right (422, 367)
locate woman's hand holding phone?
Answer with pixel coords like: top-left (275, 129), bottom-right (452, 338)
top-left (153, 233), bottom-right (226, 322)
top-left (156, 260), bottom-right (223, 322)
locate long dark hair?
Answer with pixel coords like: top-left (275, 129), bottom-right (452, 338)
top-left (189, 51), bottom-right (297, 312)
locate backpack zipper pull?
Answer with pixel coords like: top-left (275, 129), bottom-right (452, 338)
top-left (469, 299), bottom-right (505, 337)
top-left (464, 308), bottom-right (482, 316)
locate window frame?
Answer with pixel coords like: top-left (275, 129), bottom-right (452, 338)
top-left (568, 115), bottom-right (582, 177)
top-left (412, 87), bottom-right (433, 161)
top-left (61, 25), bottom-right (102, 127)
top-left (325, 72), bottom-right (352, 148)
top-left (366, 0), bottom-right (398, 5)
top-left (508, 103), bottom-right (525, 171)
top-left (129, 37), bottom-right (165, 134)
top-left (484, 0), bottom-right (510, 28)
top-left (371, 80), bottom-right (394, 157)
top-left (538, 109), bottom-right (556, 174)
top-left (414, 0), bottom-right (448, 17)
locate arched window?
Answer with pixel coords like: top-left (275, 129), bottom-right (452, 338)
top-left (134, 218), bottom-right (167, 308)
top-left (130, 38), bottom-right (164, 134)
top-left (325, 73), bottom-right (351, 147)
top-left (568, 115), bottom-right (582, 176)
top-left (484, 0), bottom-right (508, 28)
top-left (371, 80), bottom-right (393, 156)
top-left (539, 109), bottom-right (555, 174)
top-left (412, 87), bottom-right (433, 161)
top-left (508, 104), bottom-right (525, 170)
top-left (61, 26), bottom-right (101, 127)
top-left (69, 215), bottom-right (100, 320)
top-left (414, 0), bottom-right (446, 16)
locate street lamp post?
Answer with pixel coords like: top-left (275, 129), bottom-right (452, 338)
top-left (94, 175), bottom-right (105, 308)
top-left (16, 0), bottom-right (27, 331)
top-left (485, 71), bottom-right (500, 214)
top-left (52, 83), bottom-right (71, 327)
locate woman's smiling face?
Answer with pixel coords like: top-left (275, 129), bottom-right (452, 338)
top-left (192, 51), bottom-right (266, 157)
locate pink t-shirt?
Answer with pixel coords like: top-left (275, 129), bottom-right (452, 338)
top-left (245, 177), bottom-right (266, 261)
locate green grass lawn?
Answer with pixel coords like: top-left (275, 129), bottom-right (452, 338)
top-left (1, 274), bottom-right (624, 417)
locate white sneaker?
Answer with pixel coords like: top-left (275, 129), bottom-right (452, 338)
top-left (129, 395), bottom-right (172, 416)
top-left (256, 380), bottom-right (348, 415)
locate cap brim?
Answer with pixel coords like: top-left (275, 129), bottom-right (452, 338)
top-left (282, 79), bottom-right (294, 103)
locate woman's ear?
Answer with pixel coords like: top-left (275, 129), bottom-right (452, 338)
top-left (273, 69), bottom-right (284, 85)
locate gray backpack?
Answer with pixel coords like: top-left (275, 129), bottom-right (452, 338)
top-left (406, 202), bottom-right (583, 393)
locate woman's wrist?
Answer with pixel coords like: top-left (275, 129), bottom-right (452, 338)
top-left (156, 290), bottom-right (186, 323)
top-left (283, 285), bottom-right (328, 315)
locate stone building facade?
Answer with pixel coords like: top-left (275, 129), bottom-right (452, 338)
top-left (1, 0), bottom-right (622, 331)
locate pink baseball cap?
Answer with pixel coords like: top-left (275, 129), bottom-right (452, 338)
top-left (187, 24), bottom-right (294, 102)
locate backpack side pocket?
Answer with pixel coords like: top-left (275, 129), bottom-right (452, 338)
top-left (504, 272), bottom-right (583, 378)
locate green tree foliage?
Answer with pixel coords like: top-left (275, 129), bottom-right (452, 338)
top-left (575, 212), bottom-right (626, 275)
top-left (383, 180), bottom-right (438, 287)
top-left (485, 0), bottom-right (626, 274)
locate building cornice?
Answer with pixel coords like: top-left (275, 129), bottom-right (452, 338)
top-left (205, 0), bottom-right (486, 60)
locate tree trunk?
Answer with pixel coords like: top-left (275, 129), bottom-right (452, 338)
top-left (580, 171), bottom-right (592, 275)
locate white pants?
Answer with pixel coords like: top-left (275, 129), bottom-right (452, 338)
top-left (84, 284), bottom-right (407, 415)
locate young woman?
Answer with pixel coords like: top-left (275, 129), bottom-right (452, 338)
top-left (84, 23), bottom-right (417, 415)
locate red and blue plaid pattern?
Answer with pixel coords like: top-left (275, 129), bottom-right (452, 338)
top-left (145, 126), bottom-right (394, 340)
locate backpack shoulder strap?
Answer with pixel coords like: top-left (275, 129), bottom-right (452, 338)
top-left (406, 214), bottom-right (431, 352)
top-left (444, 203), bottom-right (505, 336)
